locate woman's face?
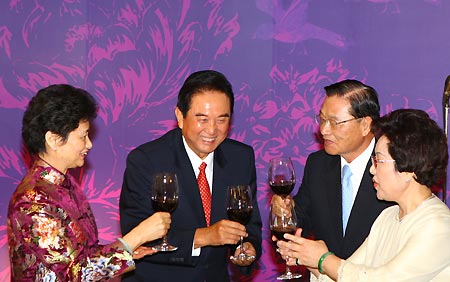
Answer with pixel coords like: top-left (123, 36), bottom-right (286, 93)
top-left (369, 135), bottom-right (407, 202)
top-left (54, 120), bottom-right (92, 173)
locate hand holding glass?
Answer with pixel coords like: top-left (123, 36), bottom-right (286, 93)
top-left (268, 157), bottom-right (296, 199)
top-left (226, 184), bottom-right (255, 263)
top-left (270, 202), bottom-right (302, 280)
top-left (151, 172), bottom-right (179, 252)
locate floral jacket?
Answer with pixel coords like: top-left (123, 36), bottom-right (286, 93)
top-left (7, 159), bottom-right (135, 281)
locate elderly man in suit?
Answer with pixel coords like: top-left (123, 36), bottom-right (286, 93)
top-left (273, 80), bottom-right (391, 260)
top-left (119, 70), bottom-right (262, 282)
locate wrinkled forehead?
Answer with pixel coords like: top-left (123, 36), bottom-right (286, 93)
top-left (187, 91), bottom-right (231, 115)
top-left (321, 95), bottom-right (352, 117)
top-left (190, 90), bottom-right (230, 106)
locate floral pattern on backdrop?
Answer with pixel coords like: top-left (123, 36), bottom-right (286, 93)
top-left (1, 0), bottom-right (449, 281)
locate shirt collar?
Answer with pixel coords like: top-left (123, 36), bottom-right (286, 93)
top-left (182, 136), bottom-right (214, 175)
top-left (341, 138), bottom-right (375, 173)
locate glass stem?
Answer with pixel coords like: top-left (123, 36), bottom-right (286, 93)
top-left (239, 236), bottom-right (245, 254)
top-left (161, 235), bottom-right (168, 246)
top-left (285, 256), bottom-right (292, 275)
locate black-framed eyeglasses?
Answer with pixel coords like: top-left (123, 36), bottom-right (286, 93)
top-left (314, 114), bottom-right (362, 129)
top-left (371, 156), bottom-right (396, 168)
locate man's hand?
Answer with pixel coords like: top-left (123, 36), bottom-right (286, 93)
top-left (194, 219), bottom-right (247, 248)
top-left (271, 195), bottom-right (294, 242)
top-left (230, 242), bottom-right (257, 266)
top-left (271, 195), bottom-right (293, 217)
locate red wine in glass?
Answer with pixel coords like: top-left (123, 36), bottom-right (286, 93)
top-left (270, 202), bottom-right (302, 280)
top-left (268, 157), bottom-right (296, 198)
top-left (151, 172), bottom-right (179, 252)
top-left (227, 207), bottom-right (253, 225)
top-left (269, 181), bottom-right (295, 196)
top-left (271, 226), bottom-right (297, 241)
top-left (226, 184), bottom-right (255, 263)
top-left (152, 198), bottom-right (178, 213)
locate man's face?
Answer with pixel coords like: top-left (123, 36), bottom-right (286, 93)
top-left (175, 90), bottom-right (231, 159)
top-left (319, 95), bottom-right (371, 162)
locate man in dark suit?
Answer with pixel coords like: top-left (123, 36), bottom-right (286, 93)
top-left (119, 70), bottom-right (262, 282)
top-left (273, 80), bottom-right (391, 260)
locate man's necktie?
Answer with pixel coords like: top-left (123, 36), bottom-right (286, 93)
top-left (342, 164), bottom-right (353, 236)
top-left (197, 162), bottom-right (212, 226)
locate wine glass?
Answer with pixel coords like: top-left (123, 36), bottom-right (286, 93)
top-left (268, 157), bottom-right (296, 199)
top-left (270, 202), bottom-right (302, 280)
top-left (226, 184), bottom-right (255, 263)
top-left (151, 172), bottom-right (179, 251)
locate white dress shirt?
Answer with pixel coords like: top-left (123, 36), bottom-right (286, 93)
top-left (340, 138), bottom-right (375, 205)
top-left (182, 136), bottom-right (214, 256)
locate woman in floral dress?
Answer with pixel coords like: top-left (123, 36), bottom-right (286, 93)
top-left (7, 84), bottom-right (171, 281)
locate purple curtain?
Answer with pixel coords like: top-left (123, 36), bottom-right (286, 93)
top-left (1, 0), bottom-right (449, 280)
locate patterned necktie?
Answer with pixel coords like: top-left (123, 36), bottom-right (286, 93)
top-left (197, 162), bottom-right (212, 226)
top-left (342, 164), bottom-right (353, 236)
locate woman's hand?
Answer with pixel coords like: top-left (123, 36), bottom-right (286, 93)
top-left (132, 246), bottom-right (158, 259)
top-left (140, 212), bottom-right (171, 242)
top-left (276, 228), bottom-right (328, 269)
top-left (277, 228), bottom-right (341, 280)
top-left (122, 212), bottom-right (171, 253)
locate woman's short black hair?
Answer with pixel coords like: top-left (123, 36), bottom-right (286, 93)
top-left (22, 84), bottom-right (97, 155)
top-left (176, 70), bottom-right (234, 117)
top-left (371, 109), bottom-right (448, 188)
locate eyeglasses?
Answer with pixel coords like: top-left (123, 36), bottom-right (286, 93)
top-left (314, 114), bottom-right (361, 129)
top-left (371, 156), bottom-right (396, 168)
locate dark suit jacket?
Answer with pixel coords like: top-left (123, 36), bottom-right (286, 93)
top-left (293, 149), bottom-right (392, 259)
top-left (120, 128), bottom-right (262, 282)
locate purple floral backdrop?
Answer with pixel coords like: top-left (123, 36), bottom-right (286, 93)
top-left (1, 0), bottom-right (449, 281)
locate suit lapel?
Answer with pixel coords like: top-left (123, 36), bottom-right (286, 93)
top-left (172, 130), bottom-right (208, 227)
top-left (211, 144), bottom-right (228, 225)
top-left (326, 156), bottom-right (345, 239)
top-left (346, 159), bottom-right (372, 233)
